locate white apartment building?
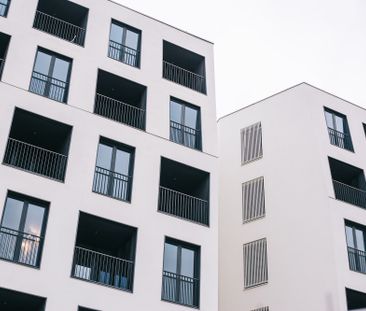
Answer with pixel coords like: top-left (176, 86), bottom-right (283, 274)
top-left (218, 83), bottom-right (366, 311)
top-left (0, 0), bottom-right (218, 310)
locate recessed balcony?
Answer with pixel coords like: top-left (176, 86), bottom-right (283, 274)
top-left (0, 287), bottom-right (46, 311)
top-left (329, 157), bottom-right (366, 209)
top-left (346, 288), bottom-right (366, 310)
top-left (0, 32), bottom-right (10, 80)
top-left (94, 70), bottom-right (146, 130)
top-left (159, 157), bottom-right (210, 226)
top-left (3, 108), bottom-right (72, 181)
top-left (71, 212), bottom-right (137, 292)
top-left (33, 0), bottom-right (88, 46)
top-left (163, 41), bottom-right (206, 94)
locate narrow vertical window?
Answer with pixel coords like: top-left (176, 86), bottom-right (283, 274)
top-left (170, 98), bottom-right (202, 150)
top-left (162, 238), bottom-right (200, 308)
top-left (108, 20), bottom-right (141, 68)
top-left (29, 48), bottom-right (72, 103)
top-left (241, 122), bottom-right (263, 165)
top-left (242, 177), bottom-right (265, 223)
top-left (93, 138), bottom-right (135, 202)
top-left (345, 221), bottom-right (366, 274)
top-left (324, 108), bottom-right (353, 151)
top-left (0, 192), bottom-right (48, 268)
top-left (243, 238), bottom-right (268, 288)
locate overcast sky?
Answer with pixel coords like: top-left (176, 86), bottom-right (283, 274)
top-left (115, 0), bottom-right (366, 118)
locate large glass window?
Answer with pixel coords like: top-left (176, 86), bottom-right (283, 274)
top-left (29, 48), bottom-right (72, 103)
top-left (170, 98), bottom-right (201, 150)
top-left (162, 238), bottom-right (200, 308)
top-left (0, 192), bottom-right (48, 267)
top-left (93, 138), bottom-right (135, 202)
top-left (324, 108), bottom-right (353, 151)
top-left (108, 20), bottom-right (141, 68)
top-left (345, 221), bottom-right (366, 274)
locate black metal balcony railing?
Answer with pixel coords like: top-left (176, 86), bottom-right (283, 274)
top-left (3, 138), bottom-right (68, 181)
top-left (72, 246), bottom-right (134, 291)
top-left (108, 40), bottom-right (140, 68)
top-left (162, 271), bottom-right (199, 308)
top-left (158, 186), bottom-right (209, 226)
top-left (94, 93), bottom-right (145, 130)
top-left (163, 61), bottom-right (206, 94)
top-left (0, 1), bottom-right (9, 17)
top-left (33, 10), bottom-right (86, 46)
top-left (93, 166), bottom-right (131, 202)
top-left (170, 121), bottom-right (201, 150)
top-left (333, 180), bottom-right (366, 209)
top-left (0, 226), bottom-right (43, 267)
top-left (327, 127), bottom-right (353, 151)
top-left (348, 246), bottom-right (366, 274)
top-left (29, 71), bottom-right (68, 103)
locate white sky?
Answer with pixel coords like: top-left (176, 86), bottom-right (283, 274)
top-left (114, 0), bottom-right (366, 118)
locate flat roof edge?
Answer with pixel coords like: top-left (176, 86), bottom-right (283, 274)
top-left (107, 0), bottom-right (214, 45)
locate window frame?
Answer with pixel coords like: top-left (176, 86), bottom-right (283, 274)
top-left (29, 47), bottom-right (73, 103)
top-left (108, 19), bottom-right (142, 68)
top-left (92, 137), bottom-right (135, 202)
top-left (169, 97), bottom-right (202, 150)
top-left (161, 237), bottom-right (201, 308)
top-left (0, 191), bottom-right (49, 268)
top-left (0, 0), bottom-right (11, 17)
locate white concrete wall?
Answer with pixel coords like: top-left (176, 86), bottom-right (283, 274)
top-left (218, 83), bottom-right (366, 311)
top-left (0, 0), bottom-right (218, 310)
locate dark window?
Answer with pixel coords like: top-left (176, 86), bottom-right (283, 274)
top-left (163, 41), bottom-right (206, 94)
top-left (108, 20), bottom-right (141, 68)
top-left (345, 221), bottom-right (366, 274)
top-left (0, 192), bottom-right (48, 268)
top-left (170, 98), bottom-right (201, 150)
top-left (33, 0), bottom-right (88, 46)
top-left (159, 157), bottom-right (210, 226)
top-left (3, 108), bottom-right (72, 181)
top-left (93, 138), bottom-right (135, 202)
top-left (162, 238), bottom-right (200, 308)
top-left (324, 108), bottom-right (353, 151)
top-left (0, 287), bottom-right (46, 311)
top-left (346, 288), bottom-right (366, 310)
top-left (0, 0), bottom-right (10, 17)
top-left (329, 157), bottom-right (366, 209)
top-left (94, 69), bottom-right (146, 130)
top-left (29, 48), bottom-right (72, 103)
top-left (71, 212), bottom-right (137, 292)
top-left (0, 32), bottom-right (10, 80)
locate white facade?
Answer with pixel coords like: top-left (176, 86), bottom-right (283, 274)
top-left (218, 83), bottom-right (366, 311)
top-left (0, 1), bottom-right (218, 310)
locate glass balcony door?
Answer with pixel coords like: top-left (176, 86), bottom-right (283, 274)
top-left (0, 194), bottom-right (47, 267)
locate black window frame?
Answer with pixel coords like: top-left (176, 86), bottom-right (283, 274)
top-left (161, 237), bottom-right (201, 308)
top-left (0, 191), bottom-right (49, 268)
top-left (169, 97), bottom-right (202, 151)
top-left (92, 137), bottom-right (135, 202)
top-left (108, 19), bottom-right (141, 68)
top-left (29, 47), bottom-right (73, 103)
top-left (324, 107), bottom-right (354, 151)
